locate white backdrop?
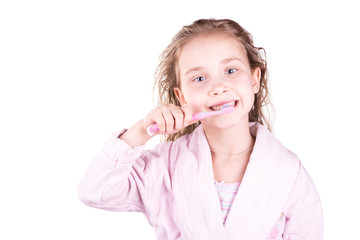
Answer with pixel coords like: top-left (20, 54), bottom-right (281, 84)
top-left (1, 0), bottom-right (359, 239)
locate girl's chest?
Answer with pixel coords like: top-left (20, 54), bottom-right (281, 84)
top-left (212, 157), bottom-right (249, 183)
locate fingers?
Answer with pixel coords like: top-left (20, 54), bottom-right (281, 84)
top-left (144, 104), bottom-right (194, 135)
top-left (170, 107), bottom-right (184, 131)
top-left (181, 106), bottom-right (194, 126)
top-left (162, 107), bottom-right (176, 133)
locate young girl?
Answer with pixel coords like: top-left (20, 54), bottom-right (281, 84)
top-left (78, 19), bottom-right (323, 239)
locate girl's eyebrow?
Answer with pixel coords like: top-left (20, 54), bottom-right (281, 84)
top-left (185, 66), bottom-right (204, 76)
top-left (221, 57), bottom-right (243, 64)
top-left (185, 57), bottom-right (243, 75)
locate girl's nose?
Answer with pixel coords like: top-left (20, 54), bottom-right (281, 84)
top-left (208, 83), bottom-right (229, 96)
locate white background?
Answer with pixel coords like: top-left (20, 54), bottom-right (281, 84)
top-left (1, 0), bottom-right (359, 239)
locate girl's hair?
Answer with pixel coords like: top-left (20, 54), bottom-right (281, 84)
top-left (154, 18), bottom-right (274, 142)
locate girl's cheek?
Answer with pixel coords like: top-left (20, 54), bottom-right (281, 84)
top-left (188, 97), bottom-right (205, 112)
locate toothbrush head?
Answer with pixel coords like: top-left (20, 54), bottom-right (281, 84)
top-left (220, 103), bottom-right (234, 111)
top-left (192, 105), bottom-right (235, 121)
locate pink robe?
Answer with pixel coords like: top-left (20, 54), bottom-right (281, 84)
top-left (78, 122), bottom-right (323, 239)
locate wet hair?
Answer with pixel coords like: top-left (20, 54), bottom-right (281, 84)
top-left (154, 18), bottom-right (274, 142)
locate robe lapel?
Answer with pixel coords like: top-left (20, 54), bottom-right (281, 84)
top-left (223, 123), bottom-right (300, 239)
top-left (172, 125), bottom-right (226, 239)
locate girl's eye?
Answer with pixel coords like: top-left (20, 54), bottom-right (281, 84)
top-left (226, 68), bottom-right (237, 74)
top-left (193, 76), bottom-right (206, 82)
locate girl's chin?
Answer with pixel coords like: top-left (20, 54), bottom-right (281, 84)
top-left (201, 113), bottom-right (248, 129)
top-left (201, 118), bottom-right (241, 129)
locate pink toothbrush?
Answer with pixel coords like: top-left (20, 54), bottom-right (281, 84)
top-left (146, 104), bottom-right (235, 136)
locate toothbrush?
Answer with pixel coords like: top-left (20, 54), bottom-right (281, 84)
top-left (146, 104), bottom-right (235, 136)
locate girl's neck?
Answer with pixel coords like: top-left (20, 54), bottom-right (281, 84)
top-left (202, 120), bottom-right (255, 162)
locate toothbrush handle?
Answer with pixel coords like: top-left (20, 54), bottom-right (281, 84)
top-left (146, 113), bottom-right (197, 136)
top-left (146, 106), bottom-right (235, 136)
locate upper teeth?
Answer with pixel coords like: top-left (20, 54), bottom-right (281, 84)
top-left (211, 105), bottom-right (222, 111)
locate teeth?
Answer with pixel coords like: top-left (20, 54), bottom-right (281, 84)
top-left (211, 106), bottom-right (221, 111)
top-left (210, 101), bottom-right (236, 111)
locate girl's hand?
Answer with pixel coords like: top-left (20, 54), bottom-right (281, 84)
top-left (119, 104), bottom-right (196, 147)
top-left (142, 104), bottom-right (194, 136)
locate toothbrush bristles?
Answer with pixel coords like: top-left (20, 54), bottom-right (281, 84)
top-left (221, 103), bottom-right (231, 109)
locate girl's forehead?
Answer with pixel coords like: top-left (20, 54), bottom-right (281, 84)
top-left (178, 33), bottom-right (248, 69)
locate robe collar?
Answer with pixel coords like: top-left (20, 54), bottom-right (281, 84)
top-left (177, 122), bottom-right (300, 239)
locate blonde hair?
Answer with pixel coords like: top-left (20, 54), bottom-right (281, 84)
top-left (154, 18), bottom-right (274, 142)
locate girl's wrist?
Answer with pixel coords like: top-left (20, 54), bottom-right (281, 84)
top-left (119, 119), bottom-right (152, 147)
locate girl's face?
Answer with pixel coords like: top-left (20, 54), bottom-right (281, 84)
top-left (174, 33), bottom-right (261, 129)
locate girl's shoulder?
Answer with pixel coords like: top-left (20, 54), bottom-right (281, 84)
top-left (250, 122), bottom-right (300, 163)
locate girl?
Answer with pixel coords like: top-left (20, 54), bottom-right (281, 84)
top-left (78, 19), bottom-right (323, 239)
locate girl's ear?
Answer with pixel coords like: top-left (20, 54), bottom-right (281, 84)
top-left (174, 87), bottom-right (187, 106)
top-left (252, 67), bottom-right (261, 94)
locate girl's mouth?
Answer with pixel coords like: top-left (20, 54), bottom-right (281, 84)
top-left (209, 100), bottom-right (238, 111)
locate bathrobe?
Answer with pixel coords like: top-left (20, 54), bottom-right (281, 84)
top-left (78, 122), bottom-right (323, 239)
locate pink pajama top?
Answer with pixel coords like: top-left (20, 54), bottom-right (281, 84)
top-left (78, 122), bottom-right (323, 239)
top-left (214, 180), bottom-right (241, 224)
